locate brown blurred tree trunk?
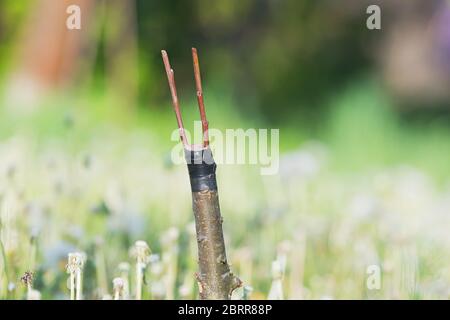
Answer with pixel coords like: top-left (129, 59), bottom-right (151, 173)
top-left (4, 0), bottom-right (139, 112)
top-left (23, 0), bottom-right (95, 86)
top-left (5, 0), bottom-right (96, 111)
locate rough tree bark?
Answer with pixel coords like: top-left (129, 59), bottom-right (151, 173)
top-left (187, 147), bottom-right (241, 300)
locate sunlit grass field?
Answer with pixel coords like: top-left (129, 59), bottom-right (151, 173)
top-left (0, 81), bottom-right (449, 299)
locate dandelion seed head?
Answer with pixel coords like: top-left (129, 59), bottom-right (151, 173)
top-left (27, 289), bottom-right (41, 300)
top-left (271, 260), bottom-right (283, 280)
top-left (178, 284), bottom-right (191, 298)
top-left (7, 282), bottom-right (16, 292)
top-left (113, 277), bottom-right (125, 290)
top-left (151, 281), bottom-right (166, 299)
top-left (66, 252), bottom-right (86, 273)
top-left (148, 253), bottom-right (160, 264)
top-left (161, 227), bottom-right (179, 245)
top-left (279, 143), bottom-right (326, 181)
top-left (20, 271), bottom-right (34, 286)
top-left (150, 261), bottom-right (164, 276)
top-left (132, 240), bottom-right (151, 264)
top-left (118, 262), bottom-right (130, 273)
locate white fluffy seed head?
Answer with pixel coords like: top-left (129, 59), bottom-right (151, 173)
top-left (150, 261), bottom-right (164, 276)
top-left (118, 262), bottom-right (130, 273)
top-left (8, 282), bottom-right (15, 292)
top-left (178, 284), bottom-right (191, 298)
top-left (27, 289), bottom-right (41, 300)
top-left (167, 227), bottom-right (179, 241)
top-left (161, 227), bottom-right (179, 246)
top-left (277, 240), bottom-right (292, 255)
top-left (66, 252), bottom-right (86, 273)
top-left (148, 253), bottom-right (160, 264)
top-left (133, 240), bottom-right (151, 264)
top-left (151, 281), bottom-right (166, 299)
top-left (271, 260), bottom-right (283, 279)
top-left (113, 277), bottom-right (125, 290)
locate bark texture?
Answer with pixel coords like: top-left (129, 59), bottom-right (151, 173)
top-left (192, 189), bottom-right (241, 299)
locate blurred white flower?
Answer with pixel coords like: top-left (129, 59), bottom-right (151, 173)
top-left (348, 193), bottom-right (378, 220)
top-left (279, 142), bottom-right (327, 180)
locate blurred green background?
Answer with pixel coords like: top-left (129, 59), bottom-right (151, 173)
top-left (0, 0), bottom-right (449, 176)
top-left (0, 0), bottom-right (449, 300)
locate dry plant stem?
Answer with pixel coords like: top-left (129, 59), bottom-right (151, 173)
top-left (70, 272), bottom-right (75, 300)
top-left (133, 241), bottom-right (150, 300)
top-left (136, 263), bottom-right (143, 300)
top-left (118, 263), bottom-right (130, 299)
top-left (76, 269), bottom-right (82, 300)
top-left (66, 253), bottom-right (85, 300)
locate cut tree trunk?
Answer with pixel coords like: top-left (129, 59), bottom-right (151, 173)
top-left (187, 147), bottom-right (241, 300)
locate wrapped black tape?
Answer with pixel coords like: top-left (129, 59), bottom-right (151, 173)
top-left (185, 147), bottom-right (217, 192)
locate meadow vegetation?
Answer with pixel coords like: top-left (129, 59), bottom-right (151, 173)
top-left (0, 81), bottom-right (448, 299)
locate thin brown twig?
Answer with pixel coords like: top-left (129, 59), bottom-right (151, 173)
top-left (192, 48), bottom-right (209, 147)
top-left (161, 50), bottom-right (188, 146)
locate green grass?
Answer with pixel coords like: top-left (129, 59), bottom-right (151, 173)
top-left (0, 80), bottom-right (449, 299)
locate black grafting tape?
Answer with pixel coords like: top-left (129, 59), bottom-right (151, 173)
top-left (185, 147), bottom-right (217, 192)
